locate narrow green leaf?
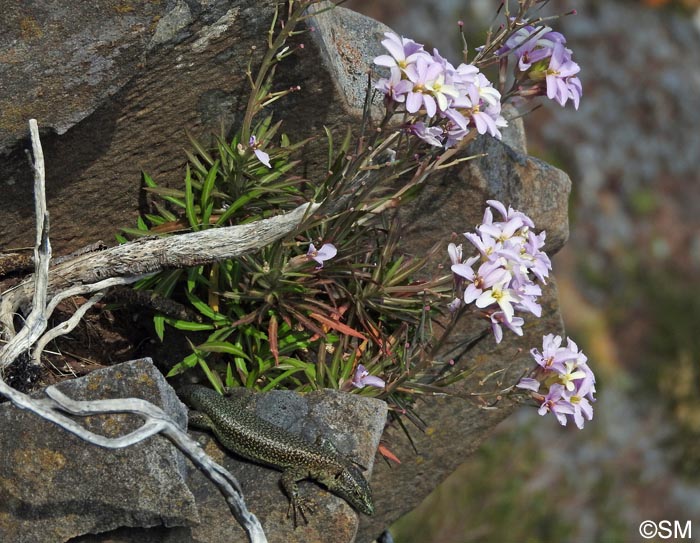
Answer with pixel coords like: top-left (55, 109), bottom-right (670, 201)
top-left (154, 314), bottom-right (165, 341)
top-left (184, 289), bottom-right (229, 322)
top-left (145, 214), bottom-right (167, 226)
top-left (184, 165), bottom-right (199, 231)
top-left (197, 357), bottom-right (224, 395)
top-left (166, 352), bottom-right (199, 376)
top-left (153, 269), bottom-right (184, 298)
top-left (163, 318), bottom-right (215, 331)
top-left (142, 171), bottom-right (158, 188)
top-left (201, 161), bottom-right (219, 213)
top-left (153, 202), bottom-right (177, 222)
top-left (198, 341), bottom-right (250, 360)
top-left (225, 362), bottom-right (236, 388)
top-left (120, 227), bottom-right (154, 238)
top-left (187, 132), bottom-right (215, 166)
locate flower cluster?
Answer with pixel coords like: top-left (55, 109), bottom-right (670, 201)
top-left (374, 32), bottom-right (508, 145)
top-left (449, 200), bottom-right (551, 343)
top-left (517, 334), bottom-right (596, 429)
top-left (499, 23), bottom-right (582, 109)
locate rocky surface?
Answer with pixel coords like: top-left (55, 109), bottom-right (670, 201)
top-left (0, 358), bottom-right (198, 543)
top-left (0, 359), bottom-right (387, 543)
top-left (0, 0), bottom-right (388, 255)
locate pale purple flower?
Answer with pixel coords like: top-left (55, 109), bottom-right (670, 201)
top-left (408, 121), bottom-right (444, 147)
top-left (464, 230), bottom-right (499, 259)
top-left (563, 369), bottom-right (596, 429)
top-left (375, 66), bottom-right (413, 103)
top-left (404, 55), bottom-right (443, 116)
top-left (451, 201), bottom-right (551, 336)
top-left (374, 32), bottom-right (425, 72)
top-left (516, 377), bottom-right (541, 392)
top-left (447, 297), bottom-right (463, 313)
top-left (512, 282), bottom-right (543, 318)
top-left (249, 136), bottom-right (271, 168)
top-left (530, 333), bottom-right (579, 373)
top-left (489, 311), bottom-right (524, 343)
top-left (520, 335), bottom-right (596, 429)
top-left (546, 43), bottom-right (582, 109)
top-left (475, 275), bottom-right (520, 322)
top-left (484, 199), bottom-right (535, 229)
top-left (452, 258), bottom-right (507, 305)
top-left (307, 242), bottom-right (337, 268)
top-left (352, 364), bottom-right (386, 389)
top-left (559, 360), bottom-right (588, 392)
top-left (538, 383), bottom-right (575, 426)
top-left (447, 242), bottom-right (463, 266)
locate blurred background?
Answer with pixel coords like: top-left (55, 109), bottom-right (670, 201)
top-left (344, 0), bottom-right (700, 541)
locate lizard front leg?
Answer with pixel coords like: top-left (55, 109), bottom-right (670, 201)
top-left (280, 467), bottom-right (315, 527)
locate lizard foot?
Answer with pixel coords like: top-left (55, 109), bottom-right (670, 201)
top-left (288, 495), bottom-right (315, 528)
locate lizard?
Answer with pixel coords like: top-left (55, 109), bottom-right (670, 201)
top-left (177, 385), bottom-right (374, 524)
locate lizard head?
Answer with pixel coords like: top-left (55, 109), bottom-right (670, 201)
top-left (332, 464), bottom-right (374, 516)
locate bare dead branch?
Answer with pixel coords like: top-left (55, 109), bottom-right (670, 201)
top-left (0, 201), bottom-right (319, 338)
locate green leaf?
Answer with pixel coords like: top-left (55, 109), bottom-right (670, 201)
top-left (184, 289), bottom-right (228, 322)
top-left (225, 362), bottom-right (236, 388)
top-left (163, 317), bottom-right (215, 331)
top-left (201, 201), bottom-right (214, 230)
top-left (200, 161), bottom-right (219, 210)
top-left (261, 366), bottom-right (307, 391)
top-left (166, 352), bottom-right (199, 377)
top-left (154, 202), bottom-right (177, 222)
top-left (198, 341), bottom-right (250, 359)
top-left (136, 216), bottom-right (149, 232)
top-left (197, 357), bottom-right (224, 395)
top-left (324, 125), bottom-right (333, 171)
top-left (186, 266), bottom-right (204, 293)
top-left (145, 214), bottom-right (167, 226)
top-left (154, 314), bottom-right (165, 342)
top-left (144, 186), bottom-right (187, 209)
top-left (142, 171), bottom-right (158, 188)
top-left (187, 131), bottom-right (215, 166)
top-left (120, 227), bottom-right (154, 238)
top-left (153, 269), bottom-right (184, 298)
top-left (184, 166), bottom-right (199, 231)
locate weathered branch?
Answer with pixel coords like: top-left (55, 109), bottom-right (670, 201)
top-left (0, 200), bottom-right (320, 338)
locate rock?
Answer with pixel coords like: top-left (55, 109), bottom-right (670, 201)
top-left (180, 389), bottom-right (387, 543)
top-left (0, 1), bottom-right (390, 254)
top-left (67, 388), bottom-right (387, 543)
top-left (0, 359), bottom-right (387, 543)
top-left (0, 358), bottom-right (198, 543)
top-left (397, 107), bottom-right (570, 258)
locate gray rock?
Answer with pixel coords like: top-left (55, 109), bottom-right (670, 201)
top-left (0, 359), bottom-right (387, 543)
top-left (70, 388), bottom-right (387, 543)
top-left (0, 358), bottom-right (198, 543)
top-left (0, 0), bottom-right (390, 255)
